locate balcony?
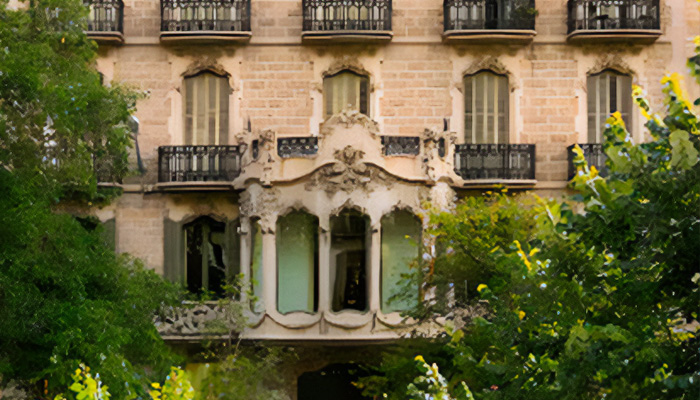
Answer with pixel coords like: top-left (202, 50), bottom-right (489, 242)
top-left (277, 137), bottom-right (319, 158)
top-left (567, 0), bottom-right (660, 43)
top-left (158, 146), bottom-right (243, 188)
top-left (84, 0), bottom-right (124, 44)
top-left (454, 144), bottom-right (535, 186)
top-left (301, 0), bottom-right (393, 43)
top-left (381, 136), bottom-right (420, 156)
top-left (160, 0), bottom-right (252, 43)
top-left (443, 0), bottom-right (537, 44)
top-left (567, 144), bottom-right (607, 179)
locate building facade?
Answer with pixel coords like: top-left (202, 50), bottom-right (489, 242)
top-left (67, 0), bottom-right (700, 398)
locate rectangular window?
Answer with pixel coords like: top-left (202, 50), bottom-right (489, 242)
top-left (381, 211), bottom-right (421, 313)
top-left (250, 218), bottom-right (264, 313)
top-left (276, 212), bottom-right (319, 314)
top-left (464, 71), bottom-right (509, 144)
top-left (184, 73), bottom-right (229, 145)
top-left (324, 71), bottom-right (370, 119)
top-left (330, 211), bottom-right (369, 313)
top-left (587, 71), bottom-right (632, 143)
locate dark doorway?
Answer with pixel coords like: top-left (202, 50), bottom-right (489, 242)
top-left (297, 364), bottom-right (368, 400)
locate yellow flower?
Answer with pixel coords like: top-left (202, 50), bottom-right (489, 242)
top-left (477, 284), bottom-right (488, 293)
top-left (414, 355), bottom-right (425, 362)
top-left (518, 311), bottom-right (526, 320)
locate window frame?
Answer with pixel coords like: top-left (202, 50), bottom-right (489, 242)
top-left (463, 70), bottom-right (510, 145)
top-left (183, 71), bottom-right (231, 146)
top-left (586, 69), bottom-right (633, 143)
top-left (323, 69), bottom-right (371, 119)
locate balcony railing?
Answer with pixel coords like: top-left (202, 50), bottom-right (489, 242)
top-left (567, 0), bottom-right (660, 34)
top-left (84, 0), bottom-right (124, 42)
top-left (567, 144), bottom-right (607, 179)
top-left (278, 137), bottom-right (319, 158)
top-left (160, 0), bottom-right (251, 40)
top-left (302, 0), bottom-right (392, 40)
top-left (381, 136), bottom-right (420, 156)
top-left (454, 144), bottom-right (535, 180)
top-left (444, 0), bottom-right (536, 31)
top-left (158, 146), bottom-right (243, 183)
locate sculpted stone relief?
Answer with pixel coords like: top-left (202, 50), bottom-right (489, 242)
top-left (304, 146), bottom-right (394, 196)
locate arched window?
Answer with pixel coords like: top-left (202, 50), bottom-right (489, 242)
top-left (250, 218), bottom-right (264, 313)
top-left (381, 210), bottom-right (421, 313)
top-left (323, 70), bottom-right (370, 119)
top-left (184, 217), bottom-right (228, 296)
top-left (464, 71), bottom-right (509, 144)
top-left (587, 70), bottom-right (632, 143)
top-left (184, 72), bottom-right (230, 145)
top-left (276, 211), bottom-right (319, 314)
top-left (330, 209), bottom-right (370, 312)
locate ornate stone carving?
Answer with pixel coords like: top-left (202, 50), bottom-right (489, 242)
top-left (462, 56), bottom-right (517, 90)
top-left (323, 56), bottom-right (372, 79)
top-left (320, 108), bottom-right (380, 136)
top-left (306, 146), bottom-right (393, 196)
top-left (182, 57), bottom-right (229, 79)
top-left (155, 303), bottom-right (233, 338)
top-left (239, 186), bottom-right (281, 217)
top-left (588, 54), bottom-right (636, 77)
top-left (422, 128), bottom-right (456, 182)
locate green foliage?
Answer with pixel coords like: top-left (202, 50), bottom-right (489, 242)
top-left (368, 40), bottom-right (700, 400)
top-left (0, 0), bottom-right (140, 202)
top-left (197, 345), bottom-right (292, 400)
top-left (0, 169), bottom-right (183, 399)
top-left (53, 365), bottom-right (110, 400)
top-left (149, 367), bottom-right (196, 400)
top-left (407, 356), bottom-right (474, 400)
top-left (0, 1), bottom-right (182, 397)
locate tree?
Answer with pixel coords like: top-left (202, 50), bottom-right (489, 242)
top-left (362, 38), bottom-right (700, 400)
top-left (0, 1), bottom-right (182, 398)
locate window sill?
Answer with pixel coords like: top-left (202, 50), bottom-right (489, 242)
top-left (86, 31), bottom-right (124, 45)
top-left (566, 29), bottom-right (661, 44)
top-left (301, 30), bottom-right (393, 43)
top-left (442, 29), bottom-right (536, 44)
top-left (160, 31), bottom-right (252, 44)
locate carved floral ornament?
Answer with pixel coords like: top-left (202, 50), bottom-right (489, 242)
top-left (320, 108), bottom-right (380, 136)
top-left (460, 56), bottom-right (518, 91)
top-left (305, 146), bottom-right (394, 196)
top-left (587, 54), bottom-right (636, 77)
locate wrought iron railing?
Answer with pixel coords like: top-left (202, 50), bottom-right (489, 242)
top-left (381, 136), bottom-right (420, 156)
top-left (277, 137), bottom-right (319, 158)
top-left (302, 0), bottom-right (392, 32)
top-left (454, 144), bottom-right (535, 180)
top-left (160, 0), bottom-right (251, 33)
top-left (84, 0), bottom-right (124, 34)
top-left (567, 0), bottom-right (659, 33)
top-left (444, 0), bottom-right (536, 31)
top-left (567, 144), bottom-right (607, 179)
top-left (158, 146), bottom-right (243, 182)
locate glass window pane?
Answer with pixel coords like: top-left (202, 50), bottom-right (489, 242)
top-left (184, 73), bottom-right (230, 145)
top-left (331, 210), bottom-right (369, 312)
top-left (381, 211), bottom-right (421, 313)
top-left (250, 219), bottom-right (264, 313)
top-left (324, 71), bottom-right (370, 118)
top-left (277, 212), bottom-right (318, 314)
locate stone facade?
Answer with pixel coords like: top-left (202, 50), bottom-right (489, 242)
top-left (76, 0), bottom-right (700, 397)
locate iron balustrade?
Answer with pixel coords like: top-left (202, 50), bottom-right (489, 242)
top-left (454, 144), bottom-right (535, 180)
top-left (158, 146), bottom-right (243, 182)
top-left (84, 0), bottom-right (124, 34)
top-left (302, 0), bottom-right (392, 32)
top-left (567, 144), bottom-right (607, 179)
top-left (381, 136), bottom-right (420, 156)
top-left (444, 0), bottom-right (536, 31)
top-left (161, 0), bottom-right (251, 33)
top-left (567, 0), bottom-right (659, 33)
top-left (277, 137), bottom-right (319, 158)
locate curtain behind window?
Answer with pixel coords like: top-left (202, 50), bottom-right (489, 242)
top-left (184, 72), bottom-right (230, 145)
top-left (587, 71), bottom-right (632, 143)
top-left (464, 71), bottom-right (509, 144)
top-left (324, 70), bottom-right (369, 119)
